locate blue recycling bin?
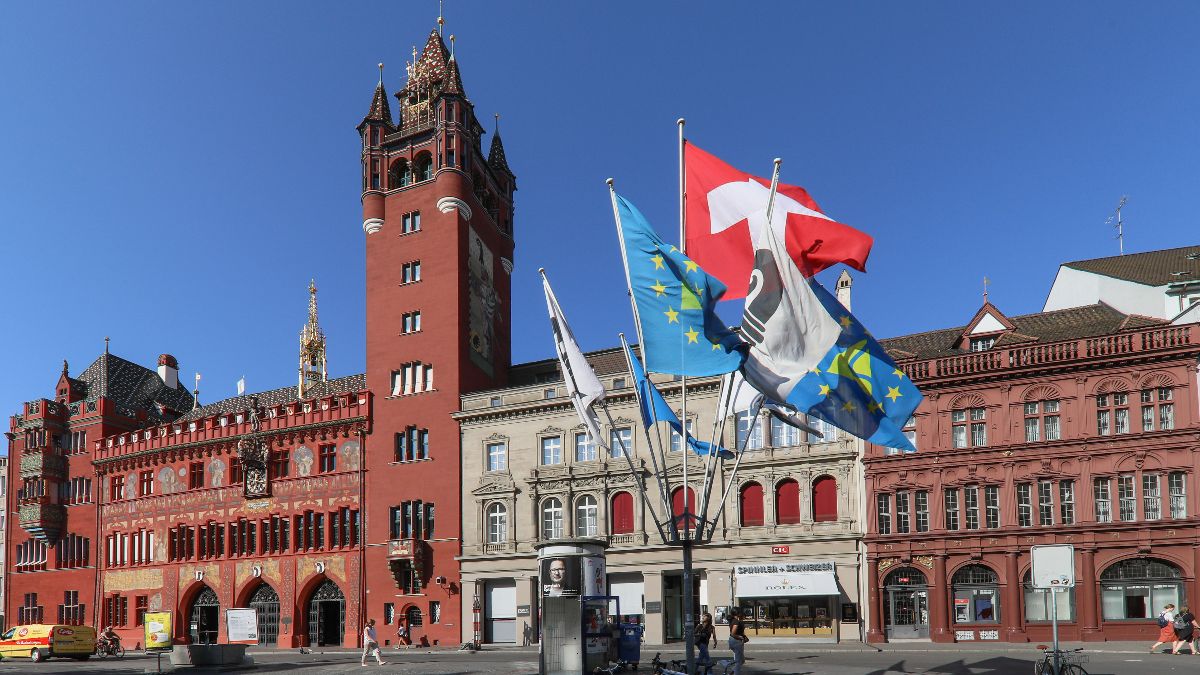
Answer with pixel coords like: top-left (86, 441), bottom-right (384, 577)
top-left (618, 623), bottom-right (643, 665)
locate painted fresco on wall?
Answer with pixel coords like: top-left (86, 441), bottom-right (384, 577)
top-left (467, 226), bottom-right (500, 376)
top-left (341, 440), bottom-right (360, 471)
top-left (123, 473), bottom-right (138, 500)
top-left (294, 446), bottom-right (314, 476)
top-left (158, 466), bottom-right (185, 494)
top-left (209, 458), bottom-right (226, 487)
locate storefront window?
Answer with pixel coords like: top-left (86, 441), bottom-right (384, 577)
top-left (739, 597), bottom-right (835, 637)
top-left (1023, 571), bottom-right (1074, 622)
top-left (952, 565), bottom-right (1000, 623)
top-left (1100, 558), bottom-right (1183, 620)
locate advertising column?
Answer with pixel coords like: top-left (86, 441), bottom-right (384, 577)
top-left (536, 540), bottom-right (607, 675)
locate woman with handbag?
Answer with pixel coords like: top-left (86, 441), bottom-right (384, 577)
top-left (727, 608), bottom-right (749, 675)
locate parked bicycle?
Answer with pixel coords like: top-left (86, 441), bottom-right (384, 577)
top-left (1034, 647), bottom-right (1087, 675)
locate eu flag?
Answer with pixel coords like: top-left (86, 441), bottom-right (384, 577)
top-left (624, 340), bottom-right (734, 459)
top-left (786, 280), bottom-right (922, 452)
top-left (615, 194), bottom-right (744, 377)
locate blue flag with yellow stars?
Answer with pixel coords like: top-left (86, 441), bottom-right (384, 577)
top-left (615, 194), bottom-right (745, 377)
top-left (786, 280), bottom-right (922, 452)
top-left (624, 340), bottom-right (735, 459)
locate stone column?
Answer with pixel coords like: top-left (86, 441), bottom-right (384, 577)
top-left (1079, 548), bottom-right (1102, 641)
top-left (866, 557), bottom-right (886, 643)
top-left (799, 469), bottom-right (814, 523)
top-left (1003, 551), bottom-right (1026, 642)
top-left (931, 555), bottom-right (951, 643)
top-left (643, 571), bottom-right (665, 645)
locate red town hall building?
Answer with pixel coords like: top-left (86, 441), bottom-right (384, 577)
top-left (865, 246), bottom-right (1200, 643)
top-left (5, 25), bottom-right (514, 649)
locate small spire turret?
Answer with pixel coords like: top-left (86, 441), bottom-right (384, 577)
top-left (299, 279), bottom-right (328, 398)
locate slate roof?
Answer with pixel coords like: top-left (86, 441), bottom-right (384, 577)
top-left (75, 353), bottom-right (195, 421)
top-left (400, 30), bottom-right (450, 95)
top-left (177, 373), bottom-right (367, 422)
top-left (443, 57), bottom-right (464, 96)
top-left (359, 82), bottom-right (394, 130)
top-left (488, 131), bottom-right (512, 176)
top-left (1063, 245), bottom-right (1200, 287)
top-left (879, 303), bottom-right (1167, 361)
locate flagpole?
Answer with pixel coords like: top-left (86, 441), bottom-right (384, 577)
top-left (695, 371), bottom-right (735, 540)
top-left (619, 333), bottom-right (675, 538)
top-left (598, 399), bottom-right (670, 543)
top-left (677, 117), bottom-right (697, 675)
top-left (705, 399), bottom-right (765, 540)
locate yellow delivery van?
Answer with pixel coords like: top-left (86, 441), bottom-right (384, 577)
top-left (0, 624), bottom-right (96, 662)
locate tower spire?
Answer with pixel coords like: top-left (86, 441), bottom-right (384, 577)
top-left (299, 279), bottom-right (328, 398)
top-left (438, 0), bottom-right (445, 34)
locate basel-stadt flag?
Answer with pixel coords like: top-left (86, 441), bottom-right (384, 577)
top-left (623, 339), bottom-right (733, 459)
top-left (684, 143), bottom-right (874, 299)
top-left (615, 193), bottom-right (744, 377)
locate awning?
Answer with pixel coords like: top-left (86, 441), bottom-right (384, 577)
top-left (735, 562), bottom-right (840, 597)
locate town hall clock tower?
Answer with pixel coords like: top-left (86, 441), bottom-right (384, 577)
top-left (357, 25), bottom-right (515, 645)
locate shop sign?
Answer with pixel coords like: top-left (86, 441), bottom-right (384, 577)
top-left (516, 605), bottom-right (531, 617)
top-left (734, 561), bottom-right (834, 575)
top-left (645, 601), bottom-right (662, 614)
top-left (771, 545), bottom-right (790, 555)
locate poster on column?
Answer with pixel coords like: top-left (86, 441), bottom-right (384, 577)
top-left (583, 555), bottom-right (607, 597)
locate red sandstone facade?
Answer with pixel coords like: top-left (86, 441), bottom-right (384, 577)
top-left (359, 28), bottom-right (514, 647)
top-left (865, 301), bottom-right (1200, 644)
top-left (4, 23), bottom-right (513, 649)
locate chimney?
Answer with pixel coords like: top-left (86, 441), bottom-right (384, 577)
top-left (836, 270), bottom-right (853, 311)
top-left (157, 354), bottom-right (179, 389)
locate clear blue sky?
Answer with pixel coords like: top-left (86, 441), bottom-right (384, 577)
top-left (2, 2), bottom-right (1198, 419)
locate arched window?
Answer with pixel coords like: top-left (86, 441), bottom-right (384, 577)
top-left (671, 487), bottom-right (697, 522)
top-left (575, 495), bottom-right (598, 537)
top-left (388, 159), bottom-right (410, 188)
top-left (812, 475), bottom-right (838, 522)
top-left (541, 498), bottom-right (563, 539)
top-left (1023, 571), bottom-right (1074, 622)
top-left (1100, 558), bottom-right (1183, 620)
top-left (739, 482), bottom-right (764, 527)
top-left (414, 153), bottom-right (433, 182)
top-left (884, 568), bottom-right (928, 587)
top-left (775, 479), bottom-right (801, 525)
top-left (952, 565), bottom-right (999, 624)
top-left (611, 492), bottom-right (634, 535)
top-left (486, 503), bottom-right (507, 544)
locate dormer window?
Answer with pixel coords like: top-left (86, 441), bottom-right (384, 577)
top-left (970, 337), bottom-right (996, 352)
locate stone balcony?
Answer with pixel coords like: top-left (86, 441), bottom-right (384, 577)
top-left (18, 501), bottom-right (66, 542)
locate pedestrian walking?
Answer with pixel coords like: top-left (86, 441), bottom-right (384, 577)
top-left (727, 607), bottom-right (748, 675)
top-left (361, 618), bottom-right (387, 666)
top-left (1151, 603), bottom-right (1177, 653)
top-left (696, 612), bottom-right (717, 670)
top-left (1172, 604), bottom-right (1199, 655)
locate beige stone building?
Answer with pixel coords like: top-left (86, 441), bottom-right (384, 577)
top-left (456, 344), bottom-right (871, 646)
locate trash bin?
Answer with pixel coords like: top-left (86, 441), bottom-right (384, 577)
top-left (618, 623), bottom-right (643, 666)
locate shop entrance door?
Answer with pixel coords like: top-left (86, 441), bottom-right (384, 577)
top-left (664, 573), bottom-right (701, 641)
top-left (188, 586), bottom-right (220, 645)
top-left (884, 568), bottom-right (929, 639)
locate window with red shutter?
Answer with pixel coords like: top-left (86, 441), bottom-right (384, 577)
top-left (812, 475), bottom-right (838, 522)
top-left (611, 491), bottom-right (635, 534)
top-left (740, 482), bottom-right (765, 527)
top-left (776, 479), bottom-right (801, 525)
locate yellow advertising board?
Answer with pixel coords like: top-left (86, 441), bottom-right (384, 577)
top-left (145, 612), bottom-right (173, 650)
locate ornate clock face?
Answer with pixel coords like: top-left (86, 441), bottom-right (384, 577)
top-left (245, 468), bottom-right (269, 498)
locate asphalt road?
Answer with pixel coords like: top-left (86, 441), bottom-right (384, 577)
top-left (2, 646), bottom-right (1196, 674)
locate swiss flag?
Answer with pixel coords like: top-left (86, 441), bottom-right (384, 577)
top-left (685, 143), bottom-right (873, 299)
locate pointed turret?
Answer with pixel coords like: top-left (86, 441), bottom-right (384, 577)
top-left (443, 54), bottom-right (464, 96)
top-left (358, 63), bottom-right (394, 132)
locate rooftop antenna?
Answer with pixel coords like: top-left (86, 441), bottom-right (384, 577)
top-left (1106, 195), bottom-right (1129, 255)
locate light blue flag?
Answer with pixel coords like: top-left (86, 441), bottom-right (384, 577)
top-left (785, 280), bottom-right (923, 451)
top-left (615, 194), bottom-right (744, 377)
top-left (624, 341), bottom-right (733, 459)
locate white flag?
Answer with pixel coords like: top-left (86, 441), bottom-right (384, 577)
top-left (542, 271), bottom-right (606, 446)
top-left (237, 377), bottom-right (246, 396)
top-left (739, 197), bottom-right (841, 404)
